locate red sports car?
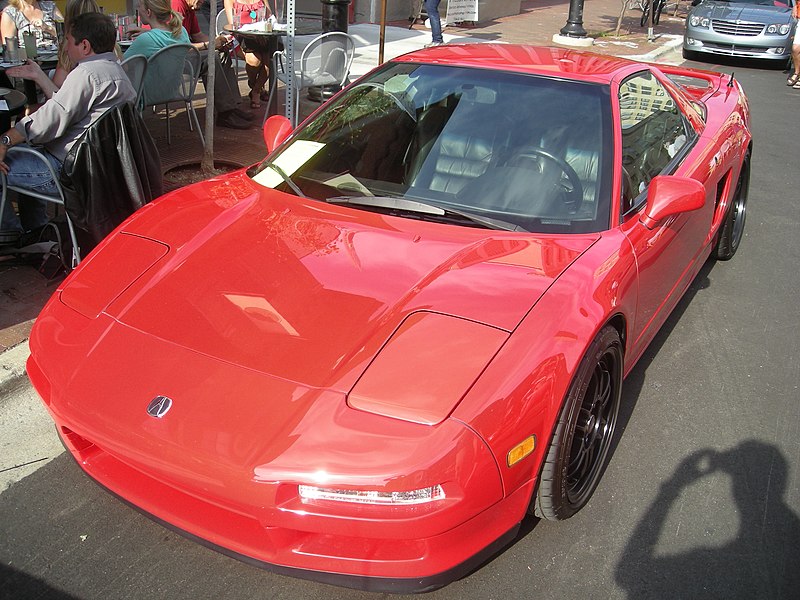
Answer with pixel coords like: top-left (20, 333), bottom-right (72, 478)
top-left (27, 45), bottom-right (751, 592)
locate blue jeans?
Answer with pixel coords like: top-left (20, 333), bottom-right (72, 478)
top-left (1, 146), bottom-right (62, 232)
top-left (425, 0), bottom-right (443, 43)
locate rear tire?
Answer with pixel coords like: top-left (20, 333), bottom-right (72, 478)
top-left (715, 151), bottom-right (750, 260)
top-left (533, 326), bottom-right (623, 521)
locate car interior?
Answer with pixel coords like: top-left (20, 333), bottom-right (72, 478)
top-left (262, 64), bottom-right (614, 233)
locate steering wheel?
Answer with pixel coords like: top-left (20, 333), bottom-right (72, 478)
top-left (510, 147), bottom-right (584, 213)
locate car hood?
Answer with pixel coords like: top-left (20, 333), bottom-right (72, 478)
top-left (691, 1), bottom-right (792, 22)
top-left (97, 173), bottom-right (598, 390)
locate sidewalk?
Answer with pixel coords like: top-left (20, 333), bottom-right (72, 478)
top-left (0, 0), bottom-right (689, 390)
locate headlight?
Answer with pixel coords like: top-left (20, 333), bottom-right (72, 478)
top-left (60, 233), bottom-right (168, 319)
top-left (689, 15), bottom-right (710, 28)
top-left (348, 312), bottom-right (508, 425)
top-left (299, 484), bottom-right (446, 505)
top-left (765, 23), bottom-right (791, 35)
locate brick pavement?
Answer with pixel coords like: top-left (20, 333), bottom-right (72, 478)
top-left (0, 0), bottom-right (690, 356)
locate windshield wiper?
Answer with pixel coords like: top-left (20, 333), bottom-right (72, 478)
top-left (264, 161), bottom-right (307, 198)
top-left (326, 196), bottom-right (523, 231)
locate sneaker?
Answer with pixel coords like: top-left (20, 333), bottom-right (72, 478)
top-left (425, 41), bottom-right (444, 48)
top-left (217, 111), bottom-right (252, 130)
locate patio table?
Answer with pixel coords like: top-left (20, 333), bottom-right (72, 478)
top-left (230, 22), bottom-right (320, 117)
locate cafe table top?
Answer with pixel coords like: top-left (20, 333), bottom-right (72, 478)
top-left (0, 87), bottom-right (27, 114)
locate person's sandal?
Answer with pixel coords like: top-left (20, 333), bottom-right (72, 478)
top-left (249, 91), bottom-right (262, 109)
top-left (787, 73), bottom-right (799, 86)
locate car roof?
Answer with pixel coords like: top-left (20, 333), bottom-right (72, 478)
top-left (392, 44), bottom-right (642, 84)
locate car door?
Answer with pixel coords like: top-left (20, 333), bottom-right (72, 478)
top-left (616, 70), bottom-right (716, 356)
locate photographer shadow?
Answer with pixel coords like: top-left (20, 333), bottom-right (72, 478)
top-left (615, 441), bottom-right (800, 599)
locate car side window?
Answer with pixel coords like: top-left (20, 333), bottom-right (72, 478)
top-left (619, 71), bottom-right (691, 213)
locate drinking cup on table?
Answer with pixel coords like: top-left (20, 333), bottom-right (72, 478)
top-left (54, 19), bottom-right (65, 43)
top-left (4, 37), bottom-right (19, 62)
top-left (256, 5), bottom-right (265, 23)
top-left (117, 15), bottom-right (130, 41)
top-left (22, 32), bottom-right (37, 58)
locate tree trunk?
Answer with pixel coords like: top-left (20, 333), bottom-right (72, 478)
top-left (615, 0), bottom-right (628, 37)
top-left (201, 0), bottom-right (217, 174)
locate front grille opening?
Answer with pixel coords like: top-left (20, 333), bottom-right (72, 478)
top-left (712, 20), bottom-right (763, 36)
top-left (60, 427), bottom-right (95, 453)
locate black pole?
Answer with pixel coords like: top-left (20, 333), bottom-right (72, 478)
top-left (560, 0), bottom-right (587, 38)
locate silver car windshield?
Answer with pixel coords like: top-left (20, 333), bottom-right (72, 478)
top-left (251, 63), bottom-right (613, 233)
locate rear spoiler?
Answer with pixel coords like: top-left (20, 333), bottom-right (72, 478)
top-left (658, 64), bottom-right (729, 102)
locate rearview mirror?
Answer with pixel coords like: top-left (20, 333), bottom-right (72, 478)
top-left (640, 175), bottom-right (706, 229)
top-left (263, 115), bottom-right (293, 153)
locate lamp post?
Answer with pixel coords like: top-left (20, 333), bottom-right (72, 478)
top-left (560, 0), bottom-right (587, 38)
top-left (552, 0), bottom-right (593, 47)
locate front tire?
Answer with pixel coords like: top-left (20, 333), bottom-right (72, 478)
top-left (715, 151), bottom-right (750, 260)
top-left (533, 326), bottom-right (623, 521)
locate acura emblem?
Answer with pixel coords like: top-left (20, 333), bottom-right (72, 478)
top-left (146, 395), bottom-right (173, 418)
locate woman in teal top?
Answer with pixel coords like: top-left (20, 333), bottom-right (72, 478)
top-left (124, 0), bottom-right (190, 58)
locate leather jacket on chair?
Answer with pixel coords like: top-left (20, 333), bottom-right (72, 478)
top-left (60, 102), bottom-right (164, 250)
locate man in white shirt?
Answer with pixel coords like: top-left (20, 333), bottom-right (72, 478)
top-left (0, 11), bottom-right (135, 232)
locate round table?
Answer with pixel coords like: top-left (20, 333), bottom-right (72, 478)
top-left (230, 24), bottom-right (320, 117)
top-left (230, 28), bottom-right (286, 117)
top-left (0, 87), bottom-right (26, 132)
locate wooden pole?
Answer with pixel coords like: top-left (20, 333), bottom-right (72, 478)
top-left (378, 0), bottom-right (387, 64)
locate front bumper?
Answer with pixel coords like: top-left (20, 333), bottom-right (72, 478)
top-left (683, 26), bottom-right (792, 60)
top-left (26, 300), bottom-right (535, 591)
top-left (45, 418), bottom-right (532, 592)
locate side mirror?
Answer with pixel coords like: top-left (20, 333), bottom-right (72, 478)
top-left (640, 175), bottom-right (705, 229)
top-left (263, 115), bottom-right (293, 153)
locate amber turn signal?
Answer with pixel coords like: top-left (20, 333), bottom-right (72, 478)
top-left (507, 435), bottom-right (536, 467)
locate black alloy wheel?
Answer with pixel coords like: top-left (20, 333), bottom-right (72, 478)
top-left (533, 325), bottom-right (623, 521)
top-left (715, 151), bottom-right (750, 260)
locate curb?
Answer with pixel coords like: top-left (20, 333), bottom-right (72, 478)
top-left (628, 34), bottom-right (684, 62)
top-left (0, 342), bottom-right (30, 396)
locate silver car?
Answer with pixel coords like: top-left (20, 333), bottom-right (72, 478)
top-left (683, 0), bottom-right (796, 62)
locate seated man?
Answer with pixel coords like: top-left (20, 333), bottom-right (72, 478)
top-left (0, 12), bottom-right (136, 233)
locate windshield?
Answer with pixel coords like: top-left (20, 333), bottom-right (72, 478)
top-left (250, 63), bottom-right (614, 233)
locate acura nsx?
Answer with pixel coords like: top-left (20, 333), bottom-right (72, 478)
top-left (27, 45), bottom-right (751, 592)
